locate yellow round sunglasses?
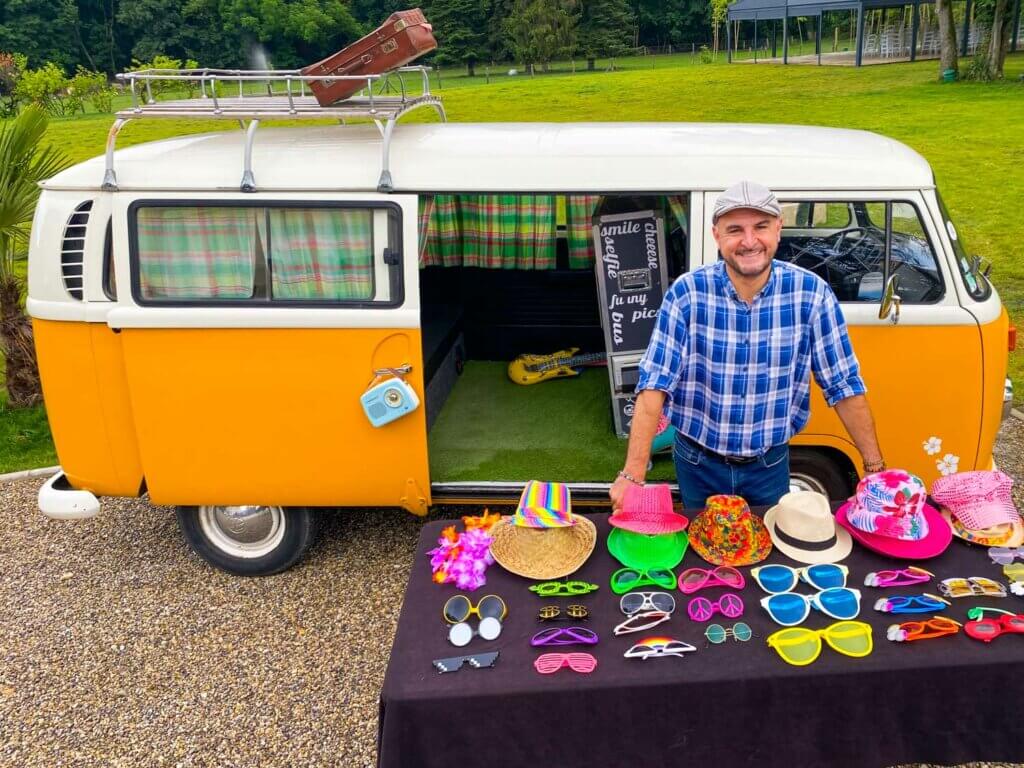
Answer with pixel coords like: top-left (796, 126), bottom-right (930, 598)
top-left (766, 620), bottom-right (873, 666)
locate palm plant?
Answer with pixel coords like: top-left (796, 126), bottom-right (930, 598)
top-left (0, 106), bottom-right (72, 407)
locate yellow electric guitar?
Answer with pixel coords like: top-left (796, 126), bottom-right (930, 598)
top-left (507, 348), bottom-right (607, 385)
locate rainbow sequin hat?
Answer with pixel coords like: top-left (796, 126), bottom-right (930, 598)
top-left (513, 481), bottom-right (574, 528)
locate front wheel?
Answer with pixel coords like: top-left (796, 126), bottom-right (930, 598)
top-left (177, 505), bottom-right (318, 576)
top-left (788, 449), bottom-right (856, 500)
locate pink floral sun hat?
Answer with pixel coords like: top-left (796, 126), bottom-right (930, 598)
top-left (835, 469), bottom-right (951, 560)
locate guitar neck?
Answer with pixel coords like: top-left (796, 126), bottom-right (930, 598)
top-left (531, 353), bottom-right (606, 373)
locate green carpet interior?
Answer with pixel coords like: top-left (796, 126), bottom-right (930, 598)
top-left (427, 361), bottom-right (676, 483)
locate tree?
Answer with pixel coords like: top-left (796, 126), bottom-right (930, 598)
top-left (982, 0), bottom-right (1014, 78)
top-left (936, 0), bottom-right (959, 79)
top-left (427, 0), bottom-right (491, 75)
top-left (0, 52), bottom-right (25, 117)
top-left (710, 0), bottom-right (733, 54)
top-left (0, 0), bottom-right (79, 69)
top-left (213, 0), bottom-right (364, 69)
top-left (577, 0), bottom-right (634, 70)
top-left (0, 106), bottom-right (73, 407)
top-left (506, 0), bottom-right (579, 72)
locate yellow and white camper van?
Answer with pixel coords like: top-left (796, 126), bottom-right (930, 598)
top-left (28, 69), bottom-right (1013, 574)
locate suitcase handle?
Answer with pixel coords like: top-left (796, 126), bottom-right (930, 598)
top-left (330, 54), bottom-right (373, 76)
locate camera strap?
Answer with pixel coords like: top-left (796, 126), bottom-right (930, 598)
top-left (365, 364), bottom-right (413, 392)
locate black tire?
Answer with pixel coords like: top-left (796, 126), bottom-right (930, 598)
top-left (177, 505), bottom-right (318, 576)
top-left (789, 449), bottom-right (856, 500)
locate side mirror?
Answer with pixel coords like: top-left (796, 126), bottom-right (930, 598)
top-left (879, 274), bottom-right (901, 325)
top-left (969, 255), bottom-right (992, 279)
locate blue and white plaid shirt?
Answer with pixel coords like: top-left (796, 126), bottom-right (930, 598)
top-left (636, 260), bottom-right (866, 457)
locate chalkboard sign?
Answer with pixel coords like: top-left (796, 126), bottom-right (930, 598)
top-left (593, 210), bottom-right (670, 356)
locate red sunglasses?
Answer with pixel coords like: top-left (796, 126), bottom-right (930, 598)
top-left (964, 610), bottom-right (1024, 643)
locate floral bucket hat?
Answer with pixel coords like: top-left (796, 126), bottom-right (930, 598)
top-left (687, 495), bottom-right (772, 567)
top-left (836, 470), bottom-right (951, 559)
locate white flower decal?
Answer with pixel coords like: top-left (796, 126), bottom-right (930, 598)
top-left (936, 453), bottom-right (960, 476)
top-left (922, 437), bottom-right (942, 456)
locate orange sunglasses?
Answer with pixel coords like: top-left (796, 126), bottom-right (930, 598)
top-left (886, 616), bottom-right (962, 643)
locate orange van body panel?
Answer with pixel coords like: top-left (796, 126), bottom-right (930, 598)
top-left (118, 327), bottom-right (431, 512)
top-left (799, 323), bottom-right (982, 484)
top-left (33, 319), bottom-right (144, 495)
top-left (976, 308), bottom-right (1010, 470)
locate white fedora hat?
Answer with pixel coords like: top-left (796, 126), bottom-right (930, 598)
top-left (763, 491), bottom-right (852, 565)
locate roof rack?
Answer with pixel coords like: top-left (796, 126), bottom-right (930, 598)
top-left (104, 66), bottom-right (446, 193)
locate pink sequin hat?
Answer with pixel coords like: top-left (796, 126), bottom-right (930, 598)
top-left (609, 484), bottom-right (689, 535)
top-left (835, 470), bottom-right (951, 560)
top-left (931, 470), bottom-right (1021, 530)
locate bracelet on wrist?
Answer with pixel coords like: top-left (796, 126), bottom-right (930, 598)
top-left (864, 460), bottom-right (886, 473)
top-left (617, 470), bottom-right (645, 486)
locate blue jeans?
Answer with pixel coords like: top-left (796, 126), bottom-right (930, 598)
top-left (673, 435), bottom-right (790, 511)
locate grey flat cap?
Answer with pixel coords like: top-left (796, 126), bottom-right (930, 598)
top-left (713, 181), bottom-right (782, 222)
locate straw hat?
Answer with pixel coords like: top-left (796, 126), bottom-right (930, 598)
top-left (489, 516), bottom-right (597, 580)
top-left (489, 481), bottom-right (597, 580)
top-left (763, 491), bottom-right (852, 565)
top-left (939, 510), bottom-right (1024, 548)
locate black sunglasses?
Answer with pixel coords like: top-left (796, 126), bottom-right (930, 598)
top-left (432, 651), bottom-right (500, 674)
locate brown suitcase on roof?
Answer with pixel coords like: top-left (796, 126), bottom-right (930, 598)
top-left (301, 9), bottom-right (437, 106)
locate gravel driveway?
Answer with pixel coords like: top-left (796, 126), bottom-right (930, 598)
top-left (3, 420), bottom-right (1024, 768)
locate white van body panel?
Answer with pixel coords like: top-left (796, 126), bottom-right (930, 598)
top-left (40, 123), bottom-right (935, 194)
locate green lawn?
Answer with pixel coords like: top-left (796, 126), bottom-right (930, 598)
top-left (4, 52), bottom-right (1022, 472)
top-left (0, 395), bottom-right (55, 473)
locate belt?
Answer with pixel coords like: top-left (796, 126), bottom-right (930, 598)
top-left (681, 435), bottom-right (759, 465)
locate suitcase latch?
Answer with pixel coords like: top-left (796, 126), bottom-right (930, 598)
top-left (381, 39), bottom-right (398, 54)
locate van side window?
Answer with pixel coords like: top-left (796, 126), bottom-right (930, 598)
top-left (102, 218), bottom-right (117, 300)
top-left (130, 202), bottom-right (400, 306)
top-left (775, 200), bottom-right (944, 304)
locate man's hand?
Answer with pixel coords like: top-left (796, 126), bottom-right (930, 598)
top-left (610, 475), bottom-right (632, 513)
top-left (608, 389), bottom-right (666, 511)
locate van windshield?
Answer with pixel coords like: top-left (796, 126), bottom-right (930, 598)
top-left (937, 192), bottom-right (992, 301)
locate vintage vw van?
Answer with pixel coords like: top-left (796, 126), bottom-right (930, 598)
top-left (28, 104), bottom-right (1013, 574)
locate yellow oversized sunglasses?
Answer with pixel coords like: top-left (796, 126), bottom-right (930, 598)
top-left (767, 620), bottom-right (873, 666)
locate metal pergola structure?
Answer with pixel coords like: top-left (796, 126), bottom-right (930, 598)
top-left (727, 0), bottom-right (1022, 65)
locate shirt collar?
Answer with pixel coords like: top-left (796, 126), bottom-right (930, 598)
top-left (714, 259), bottom-right (777, 303)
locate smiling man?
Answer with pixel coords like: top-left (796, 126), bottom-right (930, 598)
top-left (610, 181), bottom-right (885, 512)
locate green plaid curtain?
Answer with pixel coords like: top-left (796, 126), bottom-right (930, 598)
top-left (566, 194), bottom-right (603, 269)
top-left (667, 195), bottom-right (688, 233)
top-left (268, 208), bottom-right (374, 300)
top-left (418, 194), bottom-right (556, 269)
top-left (418, 195), bottom-right (462, 267)
top-left (565, 195), bottom-right (689, 270)
top-left (137, 207), bottom-right (256, 299)
top-left (460, 194), bottom-right (556, 269)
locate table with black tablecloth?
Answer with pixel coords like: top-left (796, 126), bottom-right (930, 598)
top-left (378, 511), bottom-right (1024, 768)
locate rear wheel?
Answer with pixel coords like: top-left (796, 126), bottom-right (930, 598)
top-left (177, 505), bottom-right (318, 576)
top-left (789, 449), bottom-right (855, 500)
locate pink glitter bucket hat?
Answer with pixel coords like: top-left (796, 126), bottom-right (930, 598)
top-left (930, 470), bottom-right (1020, 531)
top-left (836, 469), bottom-right (951, 560)
top-left (609, 484), bottom-right (689, 535)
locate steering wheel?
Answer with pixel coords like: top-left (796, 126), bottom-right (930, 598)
top-left (828, 227), bottom-right (884, 272)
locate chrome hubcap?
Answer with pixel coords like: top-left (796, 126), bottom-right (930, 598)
top-left (789, 473), bottom-right (829, 496)
top-left (198, 505), bottom-right (286, 559)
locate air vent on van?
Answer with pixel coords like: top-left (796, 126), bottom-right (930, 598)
top-left (61, 201), bottom-right (93, 300)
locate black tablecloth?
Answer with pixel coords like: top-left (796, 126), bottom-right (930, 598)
top-left (378, 511), bottom-right (1024, 768)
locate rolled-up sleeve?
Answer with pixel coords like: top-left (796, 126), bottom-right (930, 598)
top-left (635, 285), bottom-right (688, 400)
top-left (810, 286), bottom-right (867, 406)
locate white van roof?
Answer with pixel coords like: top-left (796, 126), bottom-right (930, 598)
top-left (43, 122), bottom-right (934, 193)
